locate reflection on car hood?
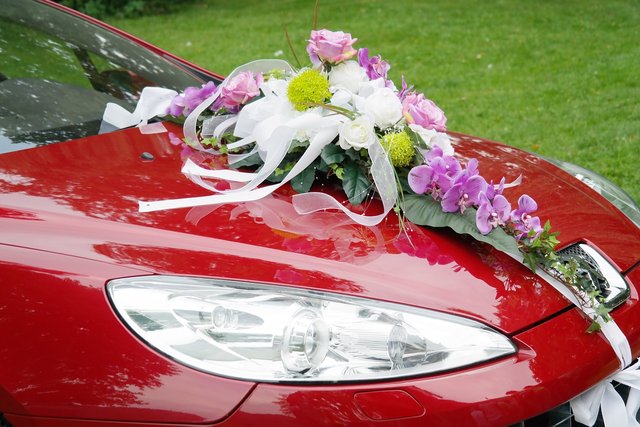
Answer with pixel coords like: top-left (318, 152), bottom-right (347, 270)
top-left (1, 123), bottom-right (639, 334)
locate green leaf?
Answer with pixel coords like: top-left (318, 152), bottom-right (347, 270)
top-left (523, 252), bottom-right (538, 272)
top-left (395, 169), bottom-right (413, 194)
top-left (321, 144), bottom-right (346, 165)
top-left (330, 163), bottom-right (345, 180)
top-left (401, 194), bottom-right (521, 256)
top-left (229, 152), bottom-right (262, 168)
top-left (291, 161), bottom-right (317, 193)
top-left (586, 321), bottom-right (602, 333)
top-left (342, 161), bottom-right (371, 205)
top-left (344, 148), bottom-right (361, 161)
top-left (405, 126), bottom-right (427, 150)
top-left (316, 157), bottom-right (329, 173)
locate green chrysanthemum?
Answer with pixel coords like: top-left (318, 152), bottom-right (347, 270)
top-left (287, 69), bottom-right (331, 111)
top-left (380, 131), bottom-right (416, 167)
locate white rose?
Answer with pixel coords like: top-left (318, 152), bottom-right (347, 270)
top-left (330, 89), bottom-right (353, 110)
top-left (409, 124), bottom-right (455, 155)
top-left (363, 87), bottom-right (403, 130)
top-left (338, 115), bottom-right (377, 150)
top-left (328, 60), bottom-right (368, 93)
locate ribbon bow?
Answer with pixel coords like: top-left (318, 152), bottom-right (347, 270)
top-left (571, 360), bottom-right (640, 426)
top-left (100, 86), bottom-right (177, 132)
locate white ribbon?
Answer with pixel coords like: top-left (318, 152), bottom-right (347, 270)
top-left (571, 360), bottom-right (640, 426)
top-left (182, 59), bottom-right (295, 153)
top-left (100, 87), bottom-right (177, 131)
top-left (139, 119), bottom-right (342, 212)
top-left (292, 138), bottom-right (397, 226)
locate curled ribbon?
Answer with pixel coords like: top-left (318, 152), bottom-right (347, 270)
top-left (571, 359), bottom-right (640, 426)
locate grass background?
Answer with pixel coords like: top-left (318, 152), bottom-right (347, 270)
top-left (109, 0), bottom-right (640, 202)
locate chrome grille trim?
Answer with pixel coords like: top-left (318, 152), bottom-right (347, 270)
top-left (557, 243), bottom-right (630, 309)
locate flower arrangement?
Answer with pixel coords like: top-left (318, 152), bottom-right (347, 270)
top-left (162, 29), bottom-right (610, 329)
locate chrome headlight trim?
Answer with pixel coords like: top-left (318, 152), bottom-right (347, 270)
top-left (107, 276), bottom-right (516, 383)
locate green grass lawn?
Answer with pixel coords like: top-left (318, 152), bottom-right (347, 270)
top-left (110, 0), bottom-right (640, 202)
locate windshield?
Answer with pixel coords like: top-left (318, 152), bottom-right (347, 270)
top-left (0, 0), bottom-right (207, 153)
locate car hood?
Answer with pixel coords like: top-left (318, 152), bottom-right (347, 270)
top-left (1, 123), bottom-right (639, 335)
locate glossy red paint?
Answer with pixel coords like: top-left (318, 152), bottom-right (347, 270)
top-left (0, 125), bottom-right (585, 334)
top-left (1, 123), bottom-right (639, 425)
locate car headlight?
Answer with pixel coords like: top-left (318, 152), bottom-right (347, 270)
top-left (107, 276), bottom-right (515, 383)
top-left (545, 157), bottom-right (640, 228)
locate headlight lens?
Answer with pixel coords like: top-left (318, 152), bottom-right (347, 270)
top-left (545, 157), bottom-right (640, 228)
top-left (107, 276), bottom-right (515, 383)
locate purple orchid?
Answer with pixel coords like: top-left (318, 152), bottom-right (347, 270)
top-left (429, 156), bottom-right (459, 196)
top-left (167, 94), bottom-right (186, 116)
top-left (424, 145), bottom-right (443, 162)
top-left (408, 164), bottom-right (434, 195)
top-left (184, 81), bottom-right (216, 111)
top-left (485, 177), bottom-right (506, 200)
top-left (167, 81), bottom-right (217, 117)
top-left (408, 161), bottom-right (451, 200)
top-left (441, 174), bottom-right (487, 213)
top-left (511, 194), bottom-right (543, 238)
top-left (357, 48), bottom-right (391, 85)
top-left (408, 151), bottom-right (461, 200)
top-left (476, 193), bottom-right (512, 235)
top-left (398, 75), bottom-right (414, 101)
top-left (465, 158), bottom-right (479, 177)
top-left (434, 153), bottom-right (462, 179)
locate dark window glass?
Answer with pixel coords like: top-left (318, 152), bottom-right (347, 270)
top-left (0, 0), bottom-right (204, 153)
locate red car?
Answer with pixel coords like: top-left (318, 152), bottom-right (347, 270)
top-left (1, 1), bottom-right (640, 426)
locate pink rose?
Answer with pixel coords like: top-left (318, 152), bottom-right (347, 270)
top-left (218, 71), bottom-right (263, 110)
top-left (307, 29), bottom-right (357, 66)
top-left (402, 92), bottom-right (447, 131)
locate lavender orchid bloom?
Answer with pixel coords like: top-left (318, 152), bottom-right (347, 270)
top-left (441, 174), bottom-right (487, 213)
top-left (167, 94), bottom-right (186, 116)
top-left (185, 81), bottom-right (216, 111)
top-left (398, 76), bottom-right (414, 101)
top-left (357, 48), bottom-right (392, 86)
top-left (424, 145), bottom-right (443, 162)
top-left (486, 177), bottom-right (506, 200)
top-left (438, 154), bottom-right (462, 179)
top-left (476, 193), bottom-right (512, 235)
top-left (511, 194), bottom-right (543, 238)
top-left (465, 158), bottom-right (480, 177)
top-left (167, 81), bottom-right (217, 116)
top-left (408, 165), bottom-right (434, 195)
top-left (429, 156), bottom-right (459, 196)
